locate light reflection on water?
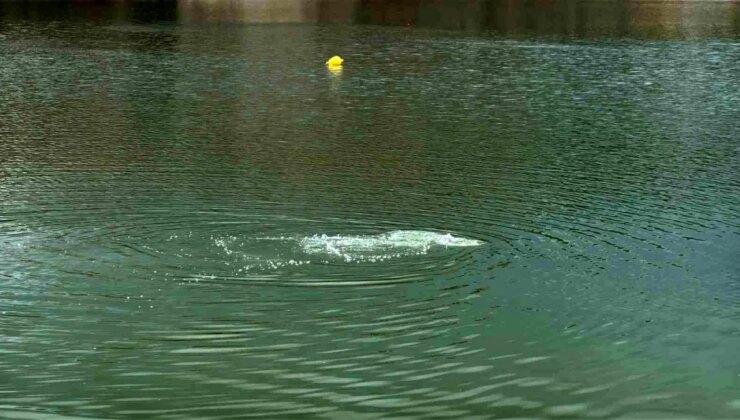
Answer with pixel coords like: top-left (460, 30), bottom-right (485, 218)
top-left (1, 1), bottom-right (739, 419)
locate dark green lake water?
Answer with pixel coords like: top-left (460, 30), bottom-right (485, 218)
top-left (1, 2), bottom-right (739, 419)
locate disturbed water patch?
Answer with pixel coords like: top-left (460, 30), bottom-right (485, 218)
top-left (185, 229), bottom-right (487, 286)
top-left (298, 230), bottom-right (484, 262)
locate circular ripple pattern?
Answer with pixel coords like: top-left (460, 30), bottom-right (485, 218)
top-left (1, 17), bottom-right (739, 420)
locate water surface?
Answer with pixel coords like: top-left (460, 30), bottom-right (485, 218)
top-left (1, 2), bottom-right (739, 418)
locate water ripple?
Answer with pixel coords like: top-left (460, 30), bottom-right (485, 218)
top-left (1, 17), bottom-right (739, 420)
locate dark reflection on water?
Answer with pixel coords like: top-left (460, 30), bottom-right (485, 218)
top-left (354, 0), bottom-right (740, 38)
top-left (1, 0), bottom-right (739, 38)
top-left (1, 1), bottom-right (740, 419)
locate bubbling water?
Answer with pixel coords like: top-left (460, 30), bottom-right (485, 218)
top-left (299, 230), bottom-right (484, 262)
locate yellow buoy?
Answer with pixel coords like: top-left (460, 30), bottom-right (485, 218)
top-left (326, 56), bottom-right (344, 67)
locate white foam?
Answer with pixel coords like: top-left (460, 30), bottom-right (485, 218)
top-left (299, 230), bottom-right (483, 262)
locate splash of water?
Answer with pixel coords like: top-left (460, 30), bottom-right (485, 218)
top-left (299, 230), bottom-right (483, 262)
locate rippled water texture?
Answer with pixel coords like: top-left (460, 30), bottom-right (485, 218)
top-left (1, 2), bottom-right (740, 419)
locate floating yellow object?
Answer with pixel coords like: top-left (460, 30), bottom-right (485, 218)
top-left (326, 56), bottom-right (344, 67)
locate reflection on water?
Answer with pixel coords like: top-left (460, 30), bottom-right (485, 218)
top-left (1, 0), bottom-right (738, 38)
top-left (1, 1), bottom-right (740, 419)
top-left (179, 0), bottom-right (740, 39)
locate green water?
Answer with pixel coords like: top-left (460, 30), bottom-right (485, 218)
top-left (1, 3), bottom-right (739, 419)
